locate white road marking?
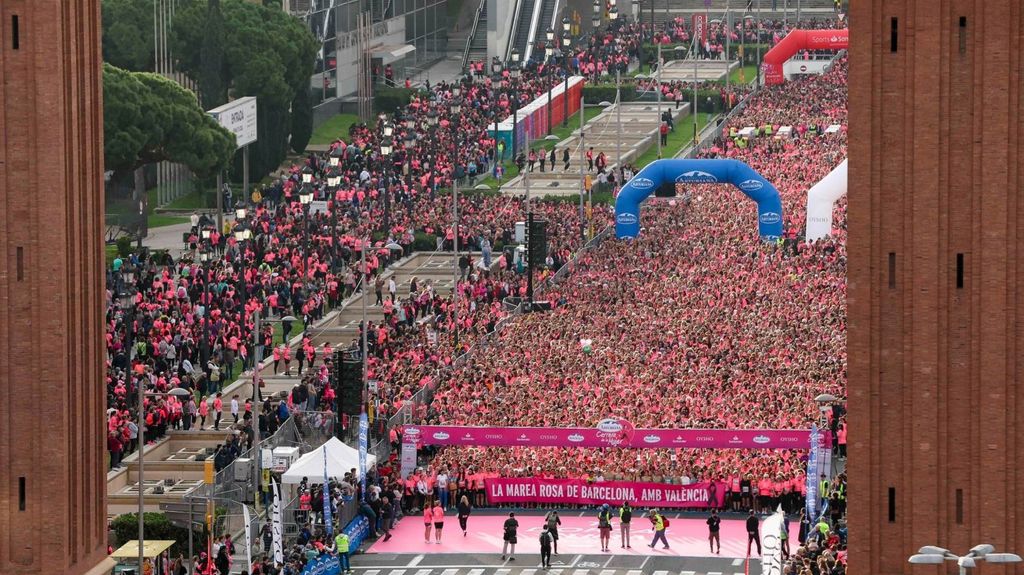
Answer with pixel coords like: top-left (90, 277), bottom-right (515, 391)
top-left (600, 570), bottom-right (617, 575)
top-left (408, 556), bottom-right (425, 567)
top-left (414, 570), bottom-right (432, 575)
top-left (733, 558), bottom-right (745, 566)
top-left (363, 571), bottom-right (379, 575)
top-left (441, 570), bottom-right (458, 575)
top-left (626, 571), bottom-right (643, 575)
top-left (467, 570), bottom-right (484, 575)
top-left (652, 571), bottom-right (670, 575)
top-left (573, 570), bottom-right (590, 575)
top-left (387, 570), bottom-right (407, 575)
top-left (495, 569), bottom-right (511, 575)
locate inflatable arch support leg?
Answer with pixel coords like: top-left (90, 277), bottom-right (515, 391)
top-left (804, 159), bottom-right (847, 242)
top-left (614, 159), bottom-right (784, 240)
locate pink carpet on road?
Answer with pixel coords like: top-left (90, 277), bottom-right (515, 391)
top-left (368, 515), bottom-right (795, 558)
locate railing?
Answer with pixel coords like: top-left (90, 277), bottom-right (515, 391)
top-left (462, 0), bottom-right (486, 73)
top-left (504, 0), bottom-right (525, 62)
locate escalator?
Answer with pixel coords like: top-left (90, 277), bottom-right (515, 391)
top-left (509, 0), bottom-right (537, 61)
top-left (528, 0), bottom-right (556, 60)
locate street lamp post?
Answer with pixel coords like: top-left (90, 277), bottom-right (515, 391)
top-left (299, 184), bottom-right (314, 281)
top-left (909, 545), bottom-right (1022, 575)
top-left (592, 0), bottom-right (601, 30)
top-left (381, 121), bottom-right (395, 233)
top-left (510, 49), bottom-right (521, 158)
top-left (562, 17), bottom-right (572, 128)
top-left (447, 96), bottom-right (461, 349)
top-left (116, 283), bottom-right (144, 573)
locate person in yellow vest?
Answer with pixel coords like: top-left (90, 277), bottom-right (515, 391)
top-left (334, 531), bottom-right (351, 574)
top-left (819, 474), bottom-right (830, 509)
top-left (647, 509), bottom-right (669, 549)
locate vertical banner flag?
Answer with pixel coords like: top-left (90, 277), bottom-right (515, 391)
top-left (805, 425), bottom-right (819, 518)
top-left (272, 481), bottom-right (284, 565)
top-left (400, 438), bottom-right (417, 479)
top-left (692, 14), bottom-right (708, 49)
top-left (323, 446), bottom-right (334, 536)
top-left (760, 506), bottom-right (785, 575)
top-left (358, 413), bottom-right (369, 501)
top-left (242, 504), bottom-right (253, 575)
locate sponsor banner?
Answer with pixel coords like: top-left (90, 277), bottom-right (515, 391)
top-left (400, 438), bottom-right (418, 479)
top-left (301, 553), bottom-right (341, 575)
top-left (485, 478), bottom-right (727, 508)
top-left (406, 426), bottom-right (815, 449)
top-left (692, 14), bottom-right (708, 48)
top-left (761, 507), bottom-right (785, 575)
top-left (805, 426), bottom-right (820, 518)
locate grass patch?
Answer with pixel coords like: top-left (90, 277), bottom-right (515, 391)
top-left (271, 317), bottom-right (306, 347)
top-left (105, 245), bottom-right (119, 267)
top-left (728, 65), bottom-right (758, 85)
top-left (633, 112), bottom-right (715, 167)
top-left (310, 113), bottom-right (361, 146)
top-left (476, 107), bottom-right (606, 189)
top-left (149, 214), bottom-right (190, 228)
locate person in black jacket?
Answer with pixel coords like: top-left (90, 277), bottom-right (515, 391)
top-left (457, 495), bottom-right (472, 536)
top-left (501, 512), bottom-right (519, 561)
top-left (746, 509), bottom-right (761, 556)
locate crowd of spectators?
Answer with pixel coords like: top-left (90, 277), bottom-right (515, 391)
top-left (409, 60), bottom-right (849, 503)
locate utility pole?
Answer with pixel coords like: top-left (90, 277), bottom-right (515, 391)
top-left (655, 41), bottom-right (662, 158)
top-left (578, 95), bottom-right (586, 242)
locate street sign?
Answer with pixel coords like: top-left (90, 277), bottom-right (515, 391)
top-left (160, 501), bottom-right (207, 530)
top-left (208, 96), bottom-right (258, 149)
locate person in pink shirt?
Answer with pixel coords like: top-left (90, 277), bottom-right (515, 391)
top-left (422, 504), bottom-right (433, 543)
top-left (431, 502), bottom-right (445, 544)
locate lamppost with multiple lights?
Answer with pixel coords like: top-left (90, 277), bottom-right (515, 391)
top-left (509, 48), bottom-right (522, 158)
top-left (561, 17), bottom-right (572, 128)
top-left (909, 545), bottom-right (1021, 575)
top-left (298, 182), bottom-right (314, 281)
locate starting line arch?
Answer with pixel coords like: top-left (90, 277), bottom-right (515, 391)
top-left (614, 159), bottom-right (784, 240)
top-left (762, 29), bottom-right (849, 85)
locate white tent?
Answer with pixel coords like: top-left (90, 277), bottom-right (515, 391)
top-left (805, 159), bottom-right (848, 242)
top-left (280, 437), bottom-right (378, 484)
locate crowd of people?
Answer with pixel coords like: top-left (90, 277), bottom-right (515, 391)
top-left (105, 6), bottom-right (850, 572)
top-left (412, 60), bottom-right (849, 498)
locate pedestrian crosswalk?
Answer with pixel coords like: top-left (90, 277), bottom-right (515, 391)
top-left (356, 564), bottom-right (749, 568)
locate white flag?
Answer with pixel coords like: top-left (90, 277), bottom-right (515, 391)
top-left (761, 506), bottom-right (785, 575)
top-left (272, 481), bottom-right (284, 565)
top-left (242, 504), bottom-right (253, 575)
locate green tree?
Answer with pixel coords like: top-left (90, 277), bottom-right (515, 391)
top-left (198, 0), bottom-right (228, 110)
top-left (290, 87), bottom-right (314, 154)
top-left (171, 0), bottom-right (318, 178)
top-left (103, 63), bottom-right (236, 177)
top-left (101, 0), bottom-right (155, 71)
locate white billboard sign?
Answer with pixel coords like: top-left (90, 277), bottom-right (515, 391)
top-left (208, 96), bottom-right (258, 148)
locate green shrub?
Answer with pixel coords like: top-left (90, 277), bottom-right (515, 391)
top-left (116, 236), bottom-right (134, 258)
top-left (374, 87), bottom-right (416, 115)
top-left (413, 231), bottom-right (439, 251)
top-left (110, 512), bottom-right (194, 555)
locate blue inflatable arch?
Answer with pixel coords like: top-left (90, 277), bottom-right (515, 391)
top-left (614, 159), bottom-right (784, 240)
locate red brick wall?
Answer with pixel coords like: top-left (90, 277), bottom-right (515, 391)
top-left (0, 1), bottom-right (107, 573)
top-left (849, 1), bottom-right (1024, 573)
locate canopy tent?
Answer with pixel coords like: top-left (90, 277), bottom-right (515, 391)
top-left (280, 437), bottom-right (377, 484)
top-left (110, 540), bottom-right (177, 559)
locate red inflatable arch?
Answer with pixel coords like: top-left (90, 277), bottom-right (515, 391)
top-left (761, 29), bottom-right (849, 85)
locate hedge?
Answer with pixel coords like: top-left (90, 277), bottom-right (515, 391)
top-left (110, 512), bottom-right (196, 556)
top-left (642, 43), bottom-right (772, 61)
top-left (374, 87), bottom-right (417, 115)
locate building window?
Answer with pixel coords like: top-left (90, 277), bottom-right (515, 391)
top-left (888, 252), bottom-right (896, 289)
top-left (18, 477), bottom-right (26, 511)
top-left (11, 14), bottom-right (19, 50)
top-left (888, 487), bottom-right (896, 522)
top-left (955, 488), bottom-right (964, 524)
top-left (958, 17), bottom-right (967, 55)
top-left (16, 246), bottom-right (23, 281)
top-left (890, 17), bottom-right (898, 52)
top-left (956, 253), bottom-right (964, 288)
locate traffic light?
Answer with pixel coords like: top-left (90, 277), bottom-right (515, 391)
top-left (528, 218), bottom-right (547, 267)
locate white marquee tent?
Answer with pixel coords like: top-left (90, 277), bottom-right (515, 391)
top-left (281, 437), bottom-right (377, 484)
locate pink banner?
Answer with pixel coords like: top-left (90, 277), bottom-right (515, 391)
top-left (485, 478), bottom-right (728, 508)
top-left (692, 14), bottom-right (707, 48)
top-left (403, 424), bottom-right (818, 449)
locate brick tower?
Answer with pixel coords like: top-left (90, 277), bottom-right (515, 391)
top-left (848, 1), bottom-right (1024, 573)
top-left (0, 1), bottom-right (109, 574)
